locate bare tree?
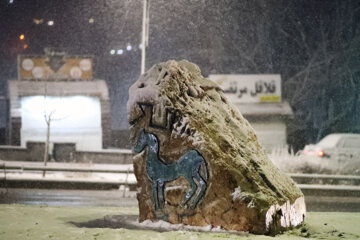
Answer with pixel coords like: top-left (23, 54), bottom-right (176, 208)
top-left (42, 87), bottom-right (68, 177)
top-left (272, 0), bottom-right (360, 143)
top-left (42, 109), bottom-right (55, 177)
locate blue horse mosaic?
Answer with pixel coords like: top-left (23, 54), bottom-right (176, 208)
top-left (134, 129), bottom-right (208, 210)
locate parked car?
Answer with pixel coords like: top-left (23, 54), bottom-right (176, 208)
top-left (300, 133), bottom-right (360, 174)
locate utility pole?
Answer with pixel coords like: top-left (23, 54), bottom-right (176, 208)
top-left (141, 0), bottom-right (150, 74)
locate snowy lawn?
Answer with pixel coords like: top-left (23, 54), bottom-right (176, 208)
top-left (0, 204), bottom-right (359, 239)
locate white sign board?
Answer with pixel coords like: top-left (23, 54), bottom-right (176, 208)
top-left (209, 74), bottom-right (282, 103)
top-left (21, 95), bottom-right (102, 151)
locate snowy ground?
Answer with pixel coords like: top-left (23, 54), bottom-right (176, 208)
top-left (0, 171), bottom-right (137, 184)
top-left (0, 160), bottom-right (136, 184)
top-left (1, 204), bottom-right (360, 239)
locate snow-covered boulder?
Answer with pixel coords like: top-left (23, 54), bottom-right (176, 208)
top-left (127, 60), bottom-right (305, 235)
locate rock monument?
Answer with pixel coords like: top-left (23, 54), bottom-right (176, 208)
top-left (127, 60), bottom-right (306, 235)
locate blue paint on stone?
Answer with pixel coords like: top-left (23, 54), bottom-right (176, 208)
top-left (134, 129), bottom-right (208, 210)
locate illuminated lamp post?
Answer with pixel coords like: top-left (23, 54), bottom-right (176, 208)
top-left (141, 0), bottom-right (150, 74)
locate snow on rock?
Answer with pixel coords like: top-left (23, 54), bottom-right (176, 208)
top-left (265, 197), bottom-right (306, 232)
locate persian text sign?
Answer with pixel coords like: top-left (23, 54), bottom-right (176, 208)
top-left (209, 74), bottom-right (282, 103)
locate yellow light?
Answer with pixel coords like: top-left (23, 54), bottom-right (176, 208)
top-left (33, 18), bottom-right (44, 25)
top-left (317, 150), bottom-right (324, 157)
top-left (19, 34), bottom-right (25, 40)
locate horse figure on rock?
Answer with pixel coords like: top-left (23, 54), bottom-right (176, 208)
top-left (134, 129), bottom-right (208, 210)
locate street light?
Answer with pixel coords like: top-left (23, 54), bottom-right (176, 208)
top-left (33, 19), bottom-right (44, 25)
top-left (141, 0), bottom-right (150, 74)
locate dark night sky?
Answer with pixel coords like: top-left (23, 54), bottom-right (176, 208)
top-left (0, 0), bottom-right (247, 129)
top-left (0, 0), bottom-right (143, 129)
top-left (1, 0), bottom-right (359, 148)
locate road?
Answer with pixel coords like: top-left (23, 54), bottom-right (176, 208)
top-left (1, 188), bottom-right (360, 212)
top-left (0, 188), bottom-right (138, 207)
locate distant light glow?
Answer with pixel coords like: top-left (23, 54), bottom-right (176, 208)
top-left (317, 150), bottom-right (325, 157)
top-left (23, 44), bottom-right (28, 49)
top-left (110, 49), bottom-right (115, 55)
top-left (9, 0), bottom-right (14, 3)
top-left (126, 44), bottom-right (132, 51)
top-left (47, 20), bottom-right (54, 26)
top-left (19, 34), bottom-right (25, 40)
top-left (33, 19), bottom-right (44, 25)
top-left (139, 43), bottom-right (143, 49)
top-left (117, 49), bottom-right (124, 55)
top-left (89, 18), bottom-right (94, 24)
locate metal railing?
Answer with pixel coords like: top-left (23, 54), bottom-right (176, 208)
top-left (0, 161), bottom-right (136, 193)
top-left (1, 161), bottom-right (360, 197)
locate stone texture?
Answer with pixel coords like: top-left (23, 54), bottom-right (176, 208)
top-left (127, 60), bottom-right (306, 235)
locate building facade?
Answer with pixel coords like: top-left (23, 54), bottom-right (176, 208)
top-left (209, 74), bottom-right (293, 151)
top-left (6, 50), bottom-right (111, 151)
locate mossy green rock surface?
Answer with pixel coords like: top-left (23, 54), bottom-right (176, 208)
top-left (127, 60), bottom-right (305, 234)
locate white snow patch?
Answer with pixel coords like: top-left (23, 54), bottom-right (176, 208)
top-left (172, 117), bottom-right (189, 138)
top-left (231, 187), bottom-right (245, 201)
top-left (265, 196), bottom-right (306, 231)
top-left (192, 131), bottom-right (205, 147)
top-left (0, 160), bottom-right (136, 184)
top-left (0, 171), bottom-right (137, 183)
top-left (247, 199), bottom-right (255, 208)
top-left (231, 187), bottom-right (255, 208)
top-left (136, 219), bottom-right (247, 235)
top-left (171, 117), bottom-right (204, 146)
top-left (231, 187), bottom-right (242, 201)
